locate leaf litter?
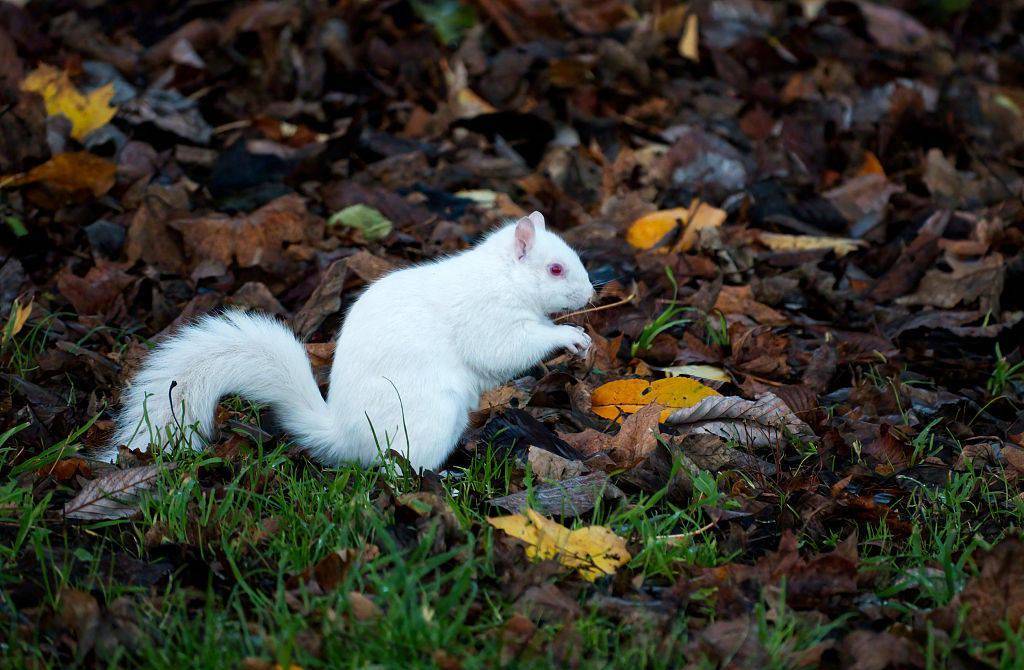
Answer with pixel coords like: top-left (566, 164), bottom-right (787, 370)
top-left (1, 0), bottom-right (1024, 667)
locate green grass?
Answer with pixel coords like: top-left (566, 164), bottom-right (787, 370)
top-left (3, 400), bottom-right (1024, 668)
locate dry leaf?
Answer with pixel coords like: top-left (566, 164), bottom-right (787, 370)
top-left (5, 152), bottom-right (116, 197)
top-left (487, 471), bottom-right (620, 517)
top-left (488, 508), bottom-right (631, 581)
top-left (756, 232), bottom-right (866, 258)
top-left (347, 591), bottom-right (383, 621)
top-left (2, 298), bottom-right (32, 344)
top-left (658, 364), bottom-right (732, 383)
top-left (678, 14), bottom-right (699, 62)
top-left (20, 64), bottom-right (118, 140)
top-left (625, 201), bottom-right (725, 251)
top-left (591, 377), bottom-right (719, 422)
top-left (560, 403), bottom-right (664, 470)
top-left (63, 463), bottom-right (174, 520)
top-left (665, 393), bottom-right (814, 448)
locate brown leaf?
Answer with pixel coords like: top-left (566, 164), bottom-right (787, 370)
top-left (932, 539), bottom-right (1024, 642)
top-left (63, 463), bottom-right (174, 520)
top-left (841, 630), bottom-right (924, 670)
top-left (291, 259), bottom-right (348, 339)
top-left (347, 591), bottom-right (382, 621)
top-left (665, 393), bottom-right (814, 448)
top-left (124, 184), bottom-right (190, 275)
top-left (58, 588), bottom-right (101, 656)
top-left (7, 151), bottom-right (116, 198)
top-left (170, 194), bottom-right (321, 277)
top-left (345, 249), bottom-right (397, 283)
top-left (561, 402), bottom-right (663, 470)
top-left (487, 471), bottom-right (622, 518)
top-left (714, 285), bottom-right (787, 326)
top-left (57, 262), bottom-right (134, 316)
top-left (38, 457), bottom-right (91, 482)
top-left (897, 253), bottom-right (1004, 312)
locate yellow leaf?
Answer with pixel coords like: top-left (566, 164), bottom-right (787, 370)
top-left (679, 13), bottom-right (699, 62)
top-left (757, 232), bottom-right (866, 258)
top-left (673, 200), bottom-right (727, 253)
top-left (591, 377), bottom-right (719, 422)
top-left (488, 509), bottom-right (631, 581)
top-left (5, 152), bottom-right (116, 197)
top-left (857, 151), bottom-right (886, 177)
top-left (20, 64), bottom-right (118, 140)
top-left (659, 364), bottom-right (731, 383)
top-left (625, 208), bottom-right (687, 250)
top-left (626, 200), bottom-right (725, 251)
top-left (2, 299), bottom-right (32, 345)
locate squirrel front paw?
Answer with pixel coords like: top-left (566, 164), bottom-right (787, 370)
top-left (557, 325), bottom-right (592, 357)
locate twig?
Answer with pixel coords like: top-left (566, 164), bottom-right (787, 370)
top-left (554, 292), bottom-right (636, 322)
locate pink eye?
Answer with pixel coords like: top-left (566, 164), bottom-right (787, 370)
top-left (548, 263), bottom-right (564, 277)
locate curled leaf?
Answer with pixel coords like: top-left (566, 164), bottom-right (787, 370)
top-left (756, 232), bottom-right (866, 258)
top-left (625, 200), bottom-right (725, 251)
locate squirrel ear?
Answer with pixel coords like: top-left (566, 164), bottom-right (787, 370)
top-left (514, 216), bottom-right (535, 261)
top-left (528, 211), bottom-right (546, 231)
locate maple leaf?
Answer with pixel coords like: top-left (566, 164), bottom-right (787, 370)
top-left (21, 64), bottom-right (117, 140)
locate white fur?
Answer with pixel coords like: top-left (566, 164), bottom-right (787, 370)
top-left (102, 212), bottom-right (594, 470)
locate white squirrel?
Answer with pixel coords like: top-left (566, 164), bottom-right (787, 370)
top-left (101, 211), bottom-right (594, 470)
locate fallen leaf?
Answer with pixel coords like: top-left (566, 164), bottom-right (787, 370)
top-left (678, 13), bottom-right (699, 62)
top-left (2, 298), bottom-right (32, 344)
top-left (487, 508), bottom-right (631, 581)
top-left (347, 591), bottom-right (383, 621)
top-left (57, 262), bottom-right (134, 315)
top-left (658, 364), bottom-right (731, 383)
top-left (931, 539), bottom-right (1024, 642)
top-left (63, 464), bottom-right (174, 521)
top-left (291, 259), bottom-right (348, 339)
top-left (487, 471), bottom-right (621, 517)
top-left (664, 393), bottom-right (814, 448)
top-left (842, 630), bottom-right (924, 670)
top-left (20, 64), bottom-right (117, 140)
top-left (4, 152), bottom-right (116, 197)
top-left (756, 232), bottom-right (866, 258)
top-left (625, 200), bottom-right (725, 251)
top-left (560, 402), bottom-right (663, 470)
top-left (591, 377), bottom-right (720, 422)
top-left (897, 253), bottom-right (1004, 312)
top-left (171, 194), bottom-right (320, 276)
top-left (328, 204), bottom-right (394, 241)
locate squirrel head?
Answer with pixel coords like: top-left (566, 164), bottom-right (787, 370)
top-left (503, 211), bottom-right (594, 315)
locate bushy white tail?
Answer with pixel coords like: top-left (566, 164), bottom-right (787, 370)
top-left (101, 311), bottom-right (331, 461)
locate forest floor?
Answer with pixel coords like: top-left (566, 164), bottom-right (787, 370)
top-left (2, 0), bottom-right (1024, 668)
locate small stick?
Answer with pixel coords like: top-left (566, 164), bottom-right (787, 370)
top-left (554, 292), bottom-right (636, 322)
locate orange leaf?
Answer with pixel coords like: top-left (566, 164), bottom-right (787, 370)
top-left (591, 377), bottom-right (719, 422)
top-left (6, 152), bottom-right (116, 197)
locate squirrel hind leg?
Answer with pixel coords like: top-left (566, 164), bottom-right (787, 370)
top-left (389, 397), bottom-right (469, 472)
